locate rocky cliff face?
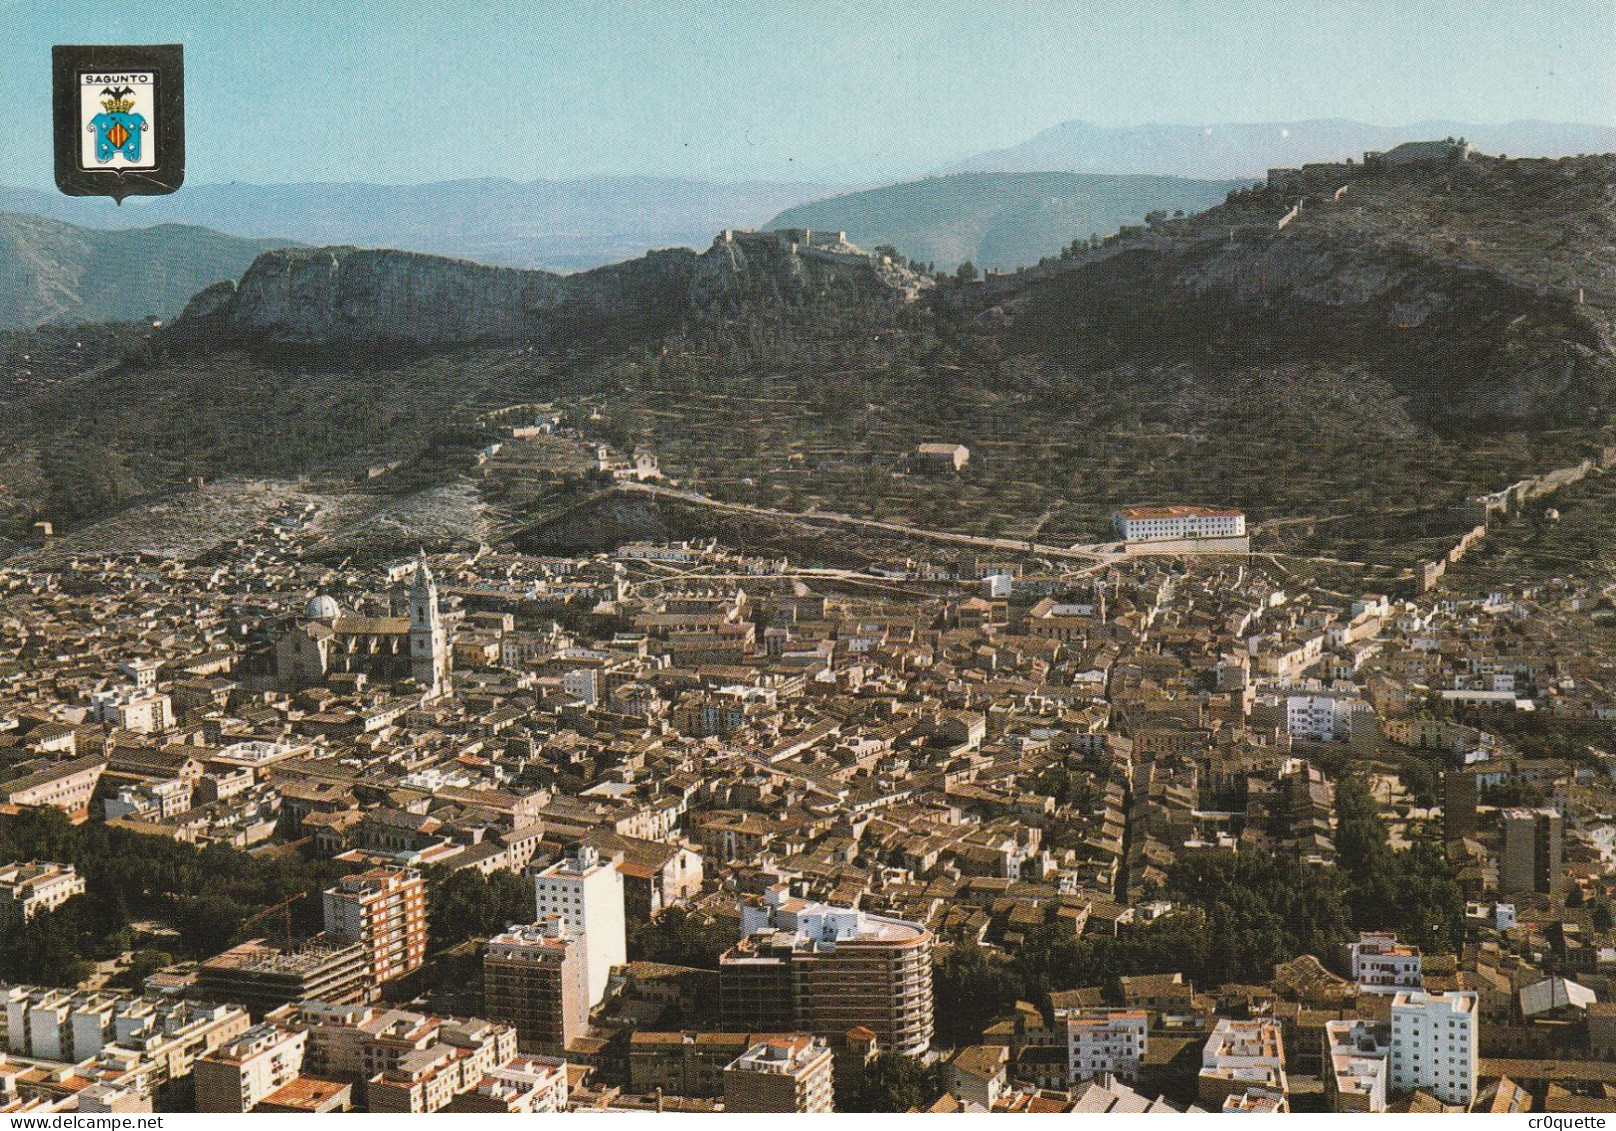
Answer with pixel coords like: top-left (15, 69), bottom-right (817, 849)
top-left (174, 229), bottom-right (932, 346)
top-left (968, 154), bottom-right (1616, 425)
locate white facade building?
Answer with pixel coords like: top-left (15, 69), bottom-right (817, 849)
top-left (532, 844), bottom-right (625, 1008)
top-left (0, 862), bottom-right (85, 922)
top-left (562, 668), bottom-right (600, 707)
top-left (1389, 990), bottom-right (1477, 1107)
top-left (1324, 1019), bottom-right (1389, 1113)
top-left (1114, 506), bottom-right (1246, 543)
top-left (1349, 932), bottom-right (1424, 994)
top-left (90, 687), bottom-right (174, 734)
top-left (1064, 1008), bottom-right (1148, 1083)
top-left (1285, 695), bottom-right (1354, 742)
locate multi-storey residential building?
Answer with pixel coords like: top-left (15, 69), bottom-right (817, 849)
top-left (720, 888), bottom-right (933, 1057)
top-left (1349, 932), bottom-right (1424, 994)
top-left (0, 862), bottom-right (84, 922)
top-left (1389, 990), bottom-right (1477, 1108)
top-left (722, 1036), bottom-right (835, 1113)
top-left (1198, 1018), bottom-right (1287, 1111)
top-left (89, 687), bottom-right (174, 734)
top-left (1501, 807), bottom-right (1564, 897)
top-left (194, 1024), bottom-right (307, 1113)
top-left (1323, 1019), bottom-right (1389, 1113)
top-left (531, 845), bottom-right (625, 1008)
top-left (448, 1054), bottom-right (569, 1113)
top-left (268, 1001), bottom-right (517, 1112)
top-left (2, 987), bottom-right (251, 1094)
top-left (1283, 694), bottom-right (1368, 743)
top-left (1063, 1008), bottom-right (1148, 1083)
top-left (103, 778), bottom-right (194, 822)
top-left (365, 1017), bottom-right (518, 1114)
top-left (0, 755), bottom-right (107, 820)
top-left (482, 916), bottom-right (590, 1054)
top-left (197, 938), bottom-right (370, 1015)
top-left (323, 867), bottom-right (428, 990)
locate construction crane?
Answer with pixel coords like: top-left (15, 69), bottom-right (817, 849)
top-left (239, 891), bottom-right (307, 950)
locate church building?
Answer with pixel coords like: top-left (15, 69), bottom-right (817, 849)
top-left (274, 555), bottom-right (451, 698)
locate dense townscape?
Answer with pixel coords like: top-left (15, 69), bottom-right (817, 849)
top-left (7, 13), bottom-right (1616, 1110)
top-left (3, 409), bottom-right (1616, 1114)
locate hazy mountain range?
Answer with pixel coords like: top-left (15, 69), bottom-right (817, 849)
top-left (5, 117), bottom-right (1616, 330)
top-left (0, 178), bottom-right (826, 274)
top-left (767, 172), bottom-right (1247, 271)
top-left (0, 212), bottom-right (293, 331)
top-left (945, 118), bottom-right (1616, 179)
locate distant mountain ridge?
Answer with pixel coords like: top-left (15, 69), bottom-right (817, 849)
top-left (0, 212), bottom-right (294, 332)
top-left (0, 177), bottom-right (826, 274)
top-left (767, 172), bottom-right (1248, 271)
top-left (946, 118), bottom-right (1616, 179)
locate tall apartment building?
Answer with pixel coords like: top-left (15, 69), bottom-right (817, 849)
top-left (482, 915), bottom-right (590, 1054)
top-left (1389, 990), bottom-right (1477, 1108)
top-left (1501, 808), bottom-right (1564, 897)
top-left (1198, 1018), bottom-right (1287, 1111)
top-left (0, 862), bottom-right (85, 922)
top-left (1348, 932), bottom-right (1423, 994)
top-left (531, 845), bottom-right (625, 1008)
top-left (722, 1036), bottom-right (835, 1113)
top-left (323, 867), bottom-right (428, 991)
top-left (194, 1024), bottom-right (307, 1113)
top-left (720, 888), bottom-right (933, 1056)
top-left (1063, 1008), bottom-right (1148, 1083)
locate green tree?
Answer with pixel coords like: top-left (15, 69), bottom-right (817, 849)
top-left (932, 943), bottom-right (1022, 1046)
top-left (849, 1053), bottom-right (945, 1112)
top-left (626, 907), bottom-right (733, 969)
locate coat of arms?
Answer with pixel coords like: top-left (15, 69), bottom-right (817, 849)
top-left (53, 44), bottom-right (183, 201)
top-left (88, 86), bottom-right (147, 164)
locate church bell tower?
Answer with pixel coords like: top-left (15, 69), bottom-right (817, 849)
top-left (409, 553), bottom-right (449, 697)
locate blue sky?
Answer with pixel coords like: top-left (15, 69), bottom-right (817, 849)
top-left (3, 0), bottom-right (1613, 187)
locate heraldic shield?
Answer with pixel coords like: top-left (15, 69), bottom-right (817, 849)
top-left (53, 44), bottom-right (183, 201)
top-left (89, 89), bottom-right (147, 163)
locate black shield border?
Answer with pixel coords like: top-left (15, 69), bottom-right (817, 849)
top-left (53, 43), bottom-right (185, 203)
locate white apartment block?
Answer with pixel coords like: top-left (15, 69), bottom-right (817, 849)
top-left (0, 862), bottom-right (85, 922)
top-left (1114, 506), bottom-right (1246, 543)
top-left (452, 1053), bottom-right (569, 1113)
top-left (194, 1024), bottom-right (307, 1113)
top-left (1199, 1018), bottom-right (1287, 1110)
top-left (532, 844), bottom-right (625, 1008)
top-left (1350, 932), bottom-right (1423, 994)
top-left (1285, 695), bottom-right (1354, 742)
top-left (1389, 990), bottom-right (1477, 1108)
top-left (1064, 1008), bottom-right (1148, 1083)
top-left (89, 688), bottom-right (174, 734)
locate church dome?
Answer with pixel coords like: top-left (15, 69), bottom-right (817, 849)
top-left (304, 594), bottom-right (340, 621)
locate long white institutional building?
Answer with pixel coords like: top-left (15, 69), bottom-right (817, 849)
top-left (1114, 505), bottom-right (1247, 543)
